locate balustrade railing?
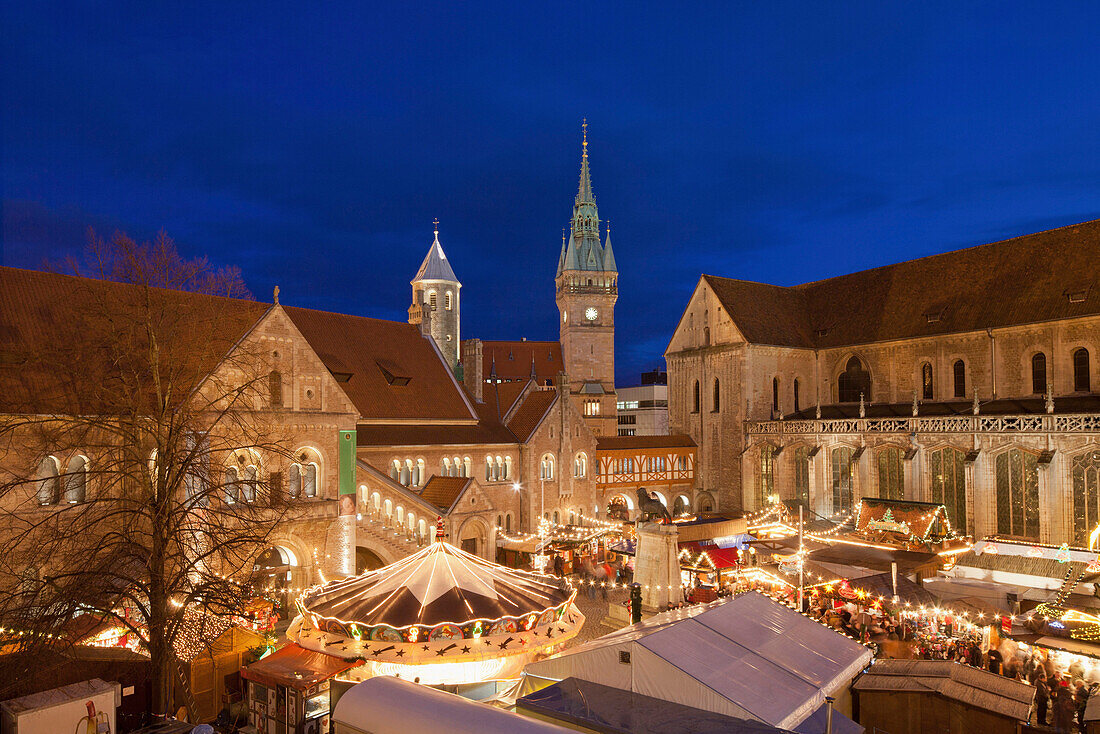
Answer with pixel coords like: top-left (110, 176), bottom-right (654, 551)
top-left (746, 413), bottom-right (1100, 435)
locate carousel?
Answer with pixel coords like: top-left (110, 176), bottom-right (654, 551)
top-left (289, 520), bottom-right (585, 685)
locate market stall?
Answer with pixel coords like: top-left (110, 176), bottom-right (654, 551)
top-left (240, 642), bottom-right (360, 734)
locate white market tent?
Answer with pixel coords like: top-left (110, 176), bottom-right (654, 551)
top-left (523, 591), bottom-right (873, 732)
top-left (332, 676), bottom-right (570, 734)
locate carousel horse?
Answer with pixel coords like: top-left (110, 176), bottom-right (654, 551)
top-left (636, 487), bottom-right (672, 524)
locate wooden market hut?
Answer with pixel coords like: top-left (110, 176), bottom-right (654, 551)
top-left (852, 659), bottom-right (1034, 734)
top-left (174, 616), bottom-right (268, 723)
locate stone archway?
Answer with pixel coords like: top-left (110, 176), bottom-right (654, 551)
top-left (253, 544), bottom-right (301, 619)
top-left (356, 546), bottom-right (387, 574)
top-left (607, 494), bottom-right (633, 520)
top-left (695, 491), bottom-right (715, 514)
top-left (673, 494), bottom-right (691, 517)
top-left (457, 516), bottom-right (490, 559)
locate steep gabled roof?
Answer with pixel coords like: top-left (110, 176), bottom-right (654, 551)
top-left (482, 340), bottom-right (563, 383)
top-left (506, 389), bottom-right (558, 442)
top-left (704, 218), bottom-right (1100, 349)
top-left (284, 306), bottom-right (475, 423)
top-left (418, 476), bottom-right (474, 514)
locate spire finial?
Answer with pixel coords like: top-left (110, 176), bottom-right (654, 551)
top-left (606, 219), bottom-right (610, 236)
top-left (273, 285), bottom-right (280, 305)
top-left (433, 218), bottom-right (439, 239)
top-left (582, 117), bottom-right (588, 154)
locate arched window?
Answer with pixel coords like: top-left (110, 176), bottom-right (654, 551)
top-left (1032, 353), bottom-right (1047, 395)
top-left (453, 456), bottom-right (462, 478)
top-left (391, 460), bottom-right (400, 482)
top-left (794, 447), bottom-right (810, 509)
top-left (384, 499), bottom-right (392, 519)
top-left (485, 456), bottom-right (493, 481)
top-left (713, 378), bottom-right (720, 412)
top-left (428, 290), bottom-right (437, 310)
top-left (415, 458), bottom-right (425, 487)
top-left (371, 492), bottom-right (381, 511)
top-left (692, 381), bottom-right (700, 413)
top-left (793, 379), bottom-right (800, 413)
top-left (831, 447), bottom-right (854, 514)
top-left (418, 518), bottom-right (428, 542)
top-left (995, 449), bottom-right (1039, 538)
top-left (288, 463), bottom-right (302, 499)
top-left (399, 461), bottom-right (409, 486)
top-left (504, 456), bottom-right (513, 480)
top-left (304, 463), bottom-right (318, 498)
top-left (921, 363), bottom-right (934, 400)
top-left (396, 506), bottom-right (404, 524)
top-left (36, 456), bottom-right (60, 506)
top-left (772, 378), bottom-right (779, 413)
top-left (540, 454), bottom-right (555, 480)
top-left (505, 513), bottom-right (512, 532)
top-left (496, 514), bottom-right (503, 528)
top-left (877, 447), bottom-right (904, 501)
top-left (64, 455), bottom-right (88, 504)
top-left (464, 457), bottom-right (472, 478)
top-left (269, 370), bottom-right (283, 408)
top-left (1074, 349), bottom-right (1091, 392)
top-left (442, 458), bottom-right (451, 477)
top-left (553, 510), bottom-right (560, 525)
top-left (931, 447), bottom-right (967, 533)
top-left (1072, 450), bottom-right (1100, 546)
top-left (444, 291), bottom-right (453, 311)
top-left (838, 357), bottom-right (871, 403)
top-left (574, 453), bottom-right (587, 478)
top-left (223, 466), bottom-right (239, 504)
top-left (242, 465), bottom-right (258, 503)
top-left (755, 445), bottom-right (775, 509)
top-left (953, 360), bottom-right (966, 398)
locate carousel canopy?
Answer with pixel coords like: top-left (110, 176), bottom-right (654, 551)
top-left (300, 539), bottom-right (572, 628)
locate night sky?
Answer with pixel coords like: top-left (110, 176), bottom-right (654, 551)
top-left (4, 3), bottom-right (1100, 385)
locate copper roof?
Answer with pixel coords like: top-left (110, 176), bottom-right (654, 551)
top-left (506, 389), bottom-right (558, 442)
top-left (703, 218), bottom-right (1100, 348)
top-left (483, 340), bottom-right (563, 383)
top-left (418, 476), bottom-right (473, 513)
top-left (596, 434), bottom-right (697, 451)
top-left (284, 305), bottom-right (474, 422)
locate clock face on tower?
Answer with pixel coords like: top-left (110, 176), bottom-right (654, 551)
top-left (585, 307), bottom-right (599, 321)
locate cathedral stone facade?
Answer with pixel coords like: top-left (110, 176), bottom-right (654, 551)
top-left (666, 220), bottom-right (1100, 546)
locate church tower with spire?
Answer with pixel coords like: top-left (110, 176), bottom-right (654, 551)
top-left (409, 221), bottom-right (461, 371)
top-left (555, 123), bottom-right (618, 435)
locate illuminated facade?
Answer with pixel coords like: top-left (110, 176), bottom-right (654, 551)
top-left (666, 219), bottom-right (1100, 546)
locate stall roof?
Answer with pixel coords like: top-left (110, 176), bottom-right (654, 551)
top-left (852, 659), bottom-right (1034, 722)
top-left (524, 592), bottom-right (872, 731)
top-left (240, 643), bottom-right (358, 691)
top-left (518, 677), bottom-right (796, 734)
top-left (807, 544), bottom-right (941, 575)
top-left (846, 573), bottom-right (941, 607)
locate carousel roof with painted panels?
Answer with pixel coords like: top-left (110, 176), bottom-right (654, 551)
top-left (299, 539), bottom-right (573, 628)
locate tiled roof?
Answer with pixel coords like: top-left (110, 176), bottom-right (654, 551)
top-left (0, 266), bottom-right (269, 414)
top-left (506, 389), bottom-right (558, 442)
top-left (481, 380), bottom-right (530, 420)
top-left (704, 218), bottom-right (1100, 349)
top-left (418, 476), bottom-right (472, 513)
top-left (284, 306), bottom-right (475, 422)
top-left (482, 340), bottom-right (562, 383)
top-left (596, 434), bottom-right (697, 451)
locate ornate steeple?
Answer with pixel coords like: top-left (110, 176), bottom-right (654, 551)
top-left (559, 121), bottom-right (616, 275)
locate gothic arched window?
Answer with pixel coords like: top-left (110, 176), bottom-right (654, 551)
top-left (921, 363), bottom-right (934, 400)
top-left (1074, 348), bottom-right (1091, 392)
top-left (304, 463), bottom-right (318, 497)
top-left (794, 446), bottom-right (810, 509)
top-left (877, 447), bottom-right (904, 501)
top-left (1032, 353), bottom-right (1047, 395)
top-left (953, 360), bottom-right (966, 398)
top-left (755, 445), bottom-right (775, 509)
top-left (831, 447), bottom-right (854, 514)
top-left (288, 463), bottom-right (302, 499)
top-left (995, 449), bottom-right (1039, 539)
top-left (838, 357), bottom-right (871, 403)
top-left (931, 447), bottom-right (967, 533)
top-left (1072, 450), bottom-right (1100, 546)
top-left (692, 381), bottom-right (700, 413)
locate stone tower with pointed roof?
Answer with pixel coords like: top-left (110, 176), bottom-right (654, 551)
top-left (555, 123), bottom-right (618, 435)
top-left (409, 222), bottom-right (461, 371)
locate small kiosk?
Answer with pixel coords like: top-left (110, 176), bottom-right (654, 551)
top-left (240, 643), bottom-right (358, 734)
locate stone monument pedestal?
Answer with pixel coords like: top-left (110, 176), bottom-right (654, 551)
top-left (634, 521), bottom-right (682, 611)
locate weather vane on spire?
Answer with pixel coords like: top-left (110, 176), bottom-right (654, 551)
top-left (433, 218), bottom-right (439, 237)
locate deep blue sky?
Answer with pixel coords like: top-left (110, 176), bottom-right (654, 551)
top-left (4, 3), bottom-right (1100, 385)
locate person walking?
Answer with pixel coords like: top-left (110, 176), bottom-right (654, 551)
top-left (1054, 681), bottom-right (1075, 733)
top-left (1075, 679), bottom-right (1089, 732)
top-left (1034, 677), bottom-right (1049, 727)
